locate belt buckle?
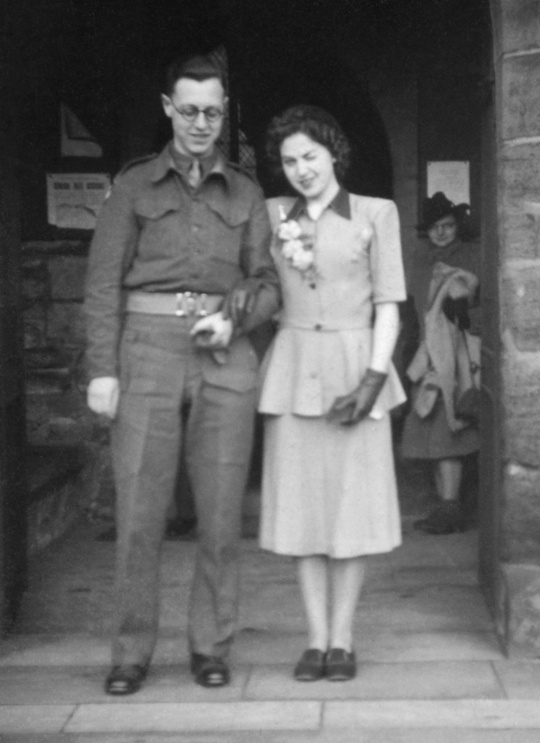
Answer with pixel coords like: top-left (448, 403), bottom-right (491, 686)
top-left (175, 292), bottom-right (186, 317)
top-left (196, 293), bottom-right (208, 317)
top-left (175, 292), bottom-right (208, 317)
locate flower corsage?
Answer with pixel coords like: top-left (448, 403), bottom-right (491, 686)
top-left (277, 205), bottom-right (318, 287)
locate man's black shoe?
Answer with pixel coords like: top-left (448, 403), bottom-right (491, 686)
top-left (190, 653), bottom-right (230, 687)
top-left (105, 664), bottom-right (147, 695)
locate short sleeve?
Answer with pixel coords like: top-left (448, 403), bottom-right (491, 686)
top-left (369, 200), bottom-right (407, 304)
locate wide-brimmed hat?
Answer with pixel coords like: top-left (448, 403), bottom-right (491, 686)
top-left (418, 192), bottom-right (470, 231)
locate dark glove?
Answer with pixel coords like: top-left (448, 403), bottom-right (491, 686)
top-left (326, 369), bottom-right (388, 426)
top-left (442, 296), bottom-right (470, 330)
top-left (222, 278), bottom-right (262, 328)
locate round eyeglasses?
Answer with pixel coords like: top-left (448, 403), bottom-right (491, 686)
top-left (168, 99), bottom-right (224, 124)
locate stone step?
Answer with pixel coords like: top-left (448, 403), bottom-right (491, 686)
top-left (0, 630), bottom-right (503, 666)
top-left (5, 699), bottom-right (540, 738)
top-left (4, 733), bottom-right (540, 743)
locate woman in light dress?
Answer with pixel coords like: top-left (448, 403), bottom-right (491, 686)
top-left (258, 105), bottom-right (407, 681)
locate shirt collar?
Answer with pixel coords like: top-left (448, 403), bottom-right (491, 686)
top-left (286, 188), bottom-right (351, 221)
top-left (151, 142), bottom-right (229, 185)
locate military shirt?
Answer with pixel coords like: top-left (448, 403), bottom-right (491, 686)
top-left (84, 143), bottom-right (279, 379)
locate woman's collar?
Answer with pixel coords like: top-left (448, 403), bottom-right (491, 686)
top-left (286, 188), bottom-right (351, 221)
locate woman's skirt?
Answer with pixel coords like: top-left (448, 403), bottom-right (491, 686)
top-left (401, 393), bottom-right (480, 460)
top-left (259, 411), bottom-right (402, 558)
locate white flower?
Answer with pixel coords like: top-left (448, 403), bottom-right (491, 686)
top-left (277, 216), bottom-right (318, 283)
top-left (282, 239), bottom-right (303, 259)
top-left (354, 226), bottom-right (373, 246)
top-left (278, 220), bottom-right (302, 241)
top-left (292, 250), bottom-right (314, 271)
top-left (352, 226), bottom-right (373, 261)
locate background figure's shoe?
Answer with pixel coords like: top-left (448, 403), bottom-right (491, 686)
top-left (105, 664), bottom-right (147, 695)
top-left (165, 516), bottom-right (197, 540)
top-left (325, 648), bottom-right (357, 681)
top-left (190, 653), bottom-right (230, 687)
top-left (293, 649), bottom-right (326, 681)
top-left (414, 501), bottom-right (464, 535)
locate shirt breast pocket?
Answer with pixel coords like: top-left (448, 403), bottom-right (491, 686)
top-left (206, 200), bottom-right (250, 262)
top-left (134, 196), bottom-right (184, 257)
top-left (134, 195), bottom-right (181, 226)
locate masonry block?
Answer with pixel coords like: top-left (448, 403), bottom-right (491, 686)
top-left (499, 143), bottom-right (540, 259)
top-left (500, 563), bottom-right (540, 657)
top-left (502, 329), bottom-right (540, 467)
top-left (47, 303), bottom-right (86, 346)
top-left (48, 255), bottom-right (87, 301)
top-left (502, 462), bottom-right (540, 562)
top-left (502, 261), bottom-right (540, 349)
top-left (498, 0), bottom-right (540, 55)
top-left (26, 445), bottom-right (86, 555)
top-left (502, 55), bottom-right (540, 140)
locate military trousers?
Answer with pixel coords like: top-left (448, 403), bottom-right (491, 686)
top-left (110, 312), bottom-right (258, 667)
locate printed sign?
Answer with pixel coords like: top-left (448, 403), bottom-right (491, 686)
top-left (427, 161), bottom-right (470, 206)
top-left (47, 173), bottom-right (110, 230)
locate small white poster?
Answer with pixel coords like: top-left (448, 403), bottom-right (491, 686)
top-left (427, 161), bottom-right (470, 205)
top-left (47, 173), bottom-right (111, 230)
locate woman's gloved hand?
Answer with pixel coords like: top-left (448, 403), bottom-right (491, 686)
top-left (442, 296), bottom-right (470, 330)
top-left (222, 278), bottom-right (262, 328)
top-left (326, 369), bottom-right (388, 426)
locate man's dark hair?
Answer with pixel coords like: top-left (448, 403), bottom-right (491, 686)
top-left (266, 105), bottom-right (351, 182)
top-left (164, 54), bottom-right (226, 97)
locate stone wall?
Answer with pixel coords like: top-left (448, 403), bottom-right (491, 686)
top-left (491, 0), bottom-right (540, 655)
top-left (22, 243), bottom-right (113, 552)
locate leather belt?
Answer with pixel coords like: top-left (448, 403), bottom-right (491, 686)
top-left (126, 291), bottom-right (224, 317)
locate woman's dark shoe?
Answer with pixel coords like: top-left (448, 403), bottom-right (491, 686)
top-left (190, 653), bottom-right (230, 687)
top-left (293, 649), bottom-right (326, 681)
top-left (414, 501), bottom-right (464, 535)
top-left (325, 648), bottom-right (357, 681)
top-left (105, 664), bottom-right (147, 695)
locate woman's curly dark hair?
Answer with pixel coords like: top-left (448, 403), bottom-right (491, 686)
top-left (266, 105), bottom-right (351, 182)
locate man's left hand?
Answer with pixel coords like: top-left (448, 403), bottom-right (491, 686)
top-left (190, 312), bottom-right (234, 349)
top-left (222, 278), bottom-right (261, 327)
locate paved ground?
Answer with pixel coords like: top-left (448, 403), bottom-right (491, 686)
top-left (3, 461), bottom-right (540, 741)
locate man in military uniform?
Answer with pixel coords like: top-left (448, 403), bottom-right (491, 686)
top-left (84, 54), bottom-right (279, 694)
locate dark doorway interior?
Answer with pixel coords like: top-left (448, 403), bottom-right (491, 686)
top-left (1, 0), bottom-right (491, 631)
top-left (14, 0), bottom-right (406, 242)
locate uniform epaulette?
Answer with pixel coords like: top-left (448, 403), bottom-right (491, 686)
top-left (227, 160), bottom-right (259, 183)
top-left (117, 153), bottom-right (159, 176)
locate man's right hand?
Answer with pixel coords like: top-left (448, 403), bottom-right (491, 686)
top-left (87, 376), bottom-right (120, 419)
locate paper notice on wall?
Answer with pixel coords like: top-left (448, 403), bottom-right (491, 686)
top-left (427, 161), bottom-right (470, 205)
top-left (60, 104), bottom-right (103, 158)
top-left (47, 173), bottom-right (111, 230)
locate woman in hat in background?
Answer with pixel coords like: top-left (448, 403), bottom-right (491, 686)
top-left (258, 105), bottom-right (407, 681)
top-left (401, 192), bottom-right (481, 535)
